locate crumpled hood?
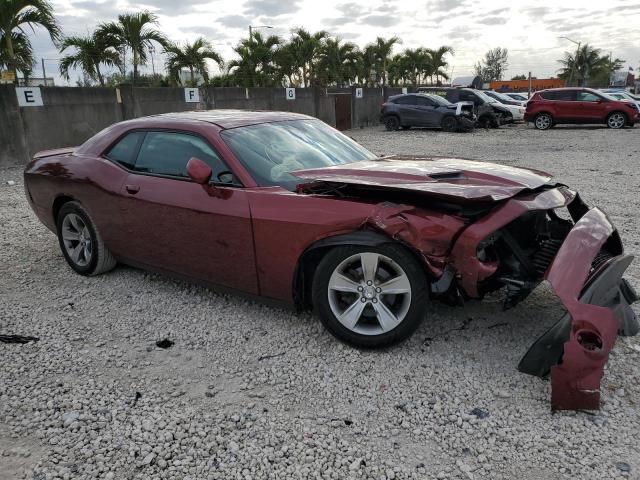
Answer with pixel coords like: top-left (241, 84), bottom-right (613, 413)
top-left (292, 155), bottom-right (553, 202)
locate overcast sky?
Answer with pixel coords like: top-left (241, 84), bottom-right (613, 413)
top-left (28, 0), bottom-right (640, 85)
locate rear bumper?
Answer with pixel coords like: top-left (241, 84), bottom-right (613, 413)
top-left (518, 208), bottom-right (638, 410)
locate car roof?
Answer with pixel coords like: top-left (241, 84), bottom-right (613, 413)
top-left (148, 109), bottom-right (314, 129)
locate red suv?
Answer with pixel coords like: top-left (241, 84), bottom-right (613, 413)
top-left (525, 87), bottom-right (638, 130)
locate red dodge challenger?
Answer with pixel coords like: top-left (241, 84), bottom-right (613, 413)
top-left (24, 110), bottom-right (638, 410)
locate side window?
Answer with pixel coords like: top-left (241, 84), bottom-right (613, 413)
top-left (393, 96), bottom-right (416, 105)
top-left (415, 97), bottom-right (435, 107)
top-left (542, 90), bottom-right (575, 101)
top-left (105, 131), bottom-right (145, 169)
top-left (134, 132), bottom-right (228, 179)
top-left (577, 91), bottom-right (601, 102)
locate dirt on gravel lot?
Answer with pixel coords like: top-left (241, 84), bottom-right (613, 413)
top-left (1, 123), bottom-right (639, 480)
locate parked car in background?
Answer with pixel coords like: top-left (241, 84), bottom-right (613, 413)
top-left (380, 93), bottom-right (475, 131)
top-left (503, 92), bottom-right (530, 102)
top-left (525, 88), bottom-right (638, 130)
top-left (418, 87), bottom-right (513, 128)
top-left (601, 91), bottom-right (640, 114)
top-left (484, 90), bottom-right (527, 107)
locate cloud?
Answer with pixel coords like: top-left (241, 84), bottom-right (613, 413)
top-left (477, 16), bottom-right (507, 25)
top-left (333, 2), bottom-right (363, 17)
top-left (131, 0), bottom-right (213, 15)
top-left (216, 14), bottom-right (252, 29)
top-left (243, 0), bottom-right (301, 17)
top-left (358, 14), bottom-right (400, 27)
top-left (429, 0), bottom-right (469, 12)
top-left (322, 16), bottom-right (353, 27)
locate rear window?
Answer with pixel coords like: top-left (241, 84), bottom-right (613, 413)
top-left (105, 131), bottom-right (145, 169)
top-left (540, 90), bottom-right (575, 101)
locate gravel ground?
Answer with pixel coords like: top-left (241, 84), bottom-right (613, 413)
top-left (1, 123), bottom-right (639, 480)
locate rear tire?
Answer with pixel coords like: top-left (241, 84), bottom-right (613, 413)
top-left (441, 115), bottom-right (458, 132)
top-left (384, 115), bottom-right (400, 131)
top-left (312, 244), bottom-right (429, 348)
top-left (534, 113), bottom-right (553, 130)
top-left (56, 201), bottom-right (117, 276)
top-left (606, 111), bottom-right (627, 129)
top-left (477, 115), bottom-right (492, 129)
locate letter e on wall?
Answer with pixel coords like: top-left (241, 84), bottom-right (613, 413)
top-left (16, 87), bottom-right (44, 107)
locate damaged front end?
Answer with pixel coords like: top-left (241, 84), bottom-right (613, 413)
top-left (293, 159), bottom-right (637, 410)
top-left (449, 187), bottom-right (639, 410)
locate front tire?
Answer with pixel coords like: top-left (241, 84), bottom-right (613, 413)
top-left (56, 201), bottom-right (116, 276)
top-left (441, 115), bottom-right (458, 132)
top-left (384, 116), bottom-right (400, 131)
top-left (606, 111), bottom-right (627, 129)
top-left (312, 244), bottom-right (428, 348)
top-left (534, 113), bottom-right (553, 130)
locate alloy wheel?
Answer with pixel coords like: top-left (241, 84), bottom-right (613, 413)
top-left (535, 114), bottom-right (552, 130)
top-left (61, 213), bottom-right (92, 267)
top-left (608, 113), bottom-right (626, 129)
top-left (327, 252), bottom-right (412, 335)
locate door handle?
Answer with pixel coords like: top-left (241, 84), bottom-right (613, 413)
top-left (125, 184), bottom-right (140, 194)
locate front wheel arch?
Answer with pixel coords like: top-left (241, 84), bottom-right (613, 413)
top-left (293, 231), bottom-right (433, 311)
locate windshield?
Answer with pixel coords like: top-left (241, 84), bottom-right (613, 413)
top-left (428, 94), bottom-right (452, 106)
top-left (493, 91), bottom-right (517, 102)
top-left (221, 119), bottom-right (378, 189)
top-left (476, 90), bottom-right (498, 103)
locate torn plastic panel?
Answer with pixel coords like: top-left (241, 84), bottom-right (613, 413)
top-left (519, 208), bottom-right (638, 410)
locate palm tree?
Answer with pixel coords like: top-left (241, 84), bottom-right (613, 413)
top-left (0, 0), bottom-right (60, 82)
top-left (0, 31), bottom-right (33, 78)
top-left (371, 36), bottom-right (400, 86)
top-left (274, 42), bottom-right (300, 86)
top-left (98, 11), bottom-right (167, 86)
top-left (426, 46), bottom-right (454, 85)
top-left (317, 38), bottom-right (359, 86)
top-left (558, 44), bottom-right (623, 87)
top-left (357, 44), bottom-right (378, 86)
top-left (59, 32), bottom-right (120, 86)
top-left (289, 28), bottom-right (328, 87)
top-left (164, 38), bottom-right (223, 86)
top-left (227, 32), bottom-right (280, 87)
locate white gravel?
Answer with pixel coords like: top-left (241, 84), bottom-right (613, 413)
top-left (1, 123), bottom-right (639, 480)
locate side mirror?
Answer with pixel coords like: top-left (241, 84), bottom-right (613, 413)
top-left (187, 157), bottom-right (212, 184)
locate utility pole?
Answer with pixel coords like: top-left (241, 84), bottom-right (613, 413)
top-left (149, 45), bottom-right (156, 76)
top-left (560, 37), bottom-right (580, 87)
top-left (528, 71), bottom-right (532, 97)
top-left (41, 59), bottom-right (47, 85)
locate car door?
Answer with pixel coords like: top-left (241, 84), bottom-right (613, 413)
top-left (393, 95), bottom-right (420, 125)
top-left (115, 130), bottom-right (259, 295)
top-left (542, 90), bottom-right (580, 122)
top-left (575, 90), bottom-right (608, 122)
top-left (414, 96), bottom-right (441, 126)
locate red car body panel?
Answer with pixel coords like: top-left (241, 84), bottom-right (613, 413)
top-left (23, 110), bottom-right (638, 410)
top-left (524, 87), bottom-right (639, 125)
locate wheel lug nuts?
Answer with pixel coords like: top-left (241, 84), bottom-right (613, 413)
top-left (367, 281), bottom-right (372, 286)
top-left (361, 298), bottom-right (366, 303)
top-left (372, 298), bottom-right (378, 303)
top-left (357, 286), bottom-right (363, 291)
top-left (376, 287), bottom-right (381, 292)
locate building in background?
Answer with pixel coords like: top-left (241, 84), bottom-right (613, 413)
top-left (18, 77), bottom-right (55, 87)
top-left (490, 78), bottom-right (563, 92)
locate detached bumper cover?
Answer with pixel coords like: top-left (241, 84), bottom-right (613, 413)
top-left (518, 208), bottom-right (639, 410)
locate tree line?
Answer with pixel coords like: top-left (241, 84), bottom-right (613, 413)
top-left (0, 0), bottom-right (629, 89)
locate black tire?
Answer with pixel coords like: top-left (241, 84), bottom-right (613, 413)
top-left (606, 111), bottom-right (627, 129)
top-left (312, 244), bottom-right (429, 348)
top-left (56, 201), bottom-right (117, 276)
top-left (477, 115), bottom-right (492, 129)
top-left (384, 115), bottom-right (400, 131)
top-left (534, 113), bottom-right (553, 130)
top-left (441, 115), bottom-right (458, 132)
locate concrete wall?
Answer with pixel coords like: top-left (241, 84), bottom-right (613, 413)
top-left (1, 85), bottom-right (384, 166)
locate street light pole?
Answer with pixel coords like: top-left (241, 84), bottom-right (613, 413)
top-left (248, 24), bottom-right (273, 41)
top-left (560, 36), bottom-right (581, 87)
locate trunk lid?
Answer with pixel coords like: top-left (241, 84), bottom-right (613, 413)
top-left (292, 156), bottom-right (553, 202)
